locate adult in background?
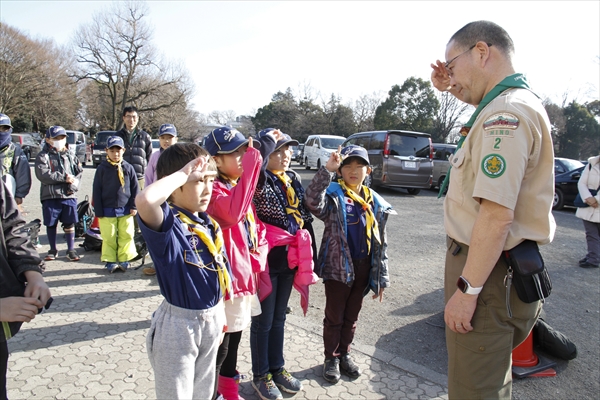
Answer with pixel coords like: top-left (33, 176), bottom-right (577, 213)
top-left (430, 21), bottom-right (555, 399)
top-left (0, 114), bottom-right (32, 206)
top-left (576, 155), bottom-right (600, 268)
top-left (115, 106), bottom-right (152, 190)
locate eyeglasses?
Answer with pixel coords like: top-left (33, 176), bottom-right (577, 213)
top-left (445, 42), bottom-right (492, 73)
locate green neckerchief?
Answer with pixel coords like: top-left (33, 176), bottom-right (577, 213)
top-left (128, 127), bottom-right (137, 145)
top-left (438, 73), bottom-right (536, 198)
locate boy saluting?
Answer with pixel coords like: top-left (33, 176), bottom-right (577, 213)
top-left (135, 143), bottom-right (232, 400)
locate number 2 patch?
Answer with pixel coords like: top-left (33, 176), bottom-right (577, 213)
top-left (481, 154), bottom-right (506, 178)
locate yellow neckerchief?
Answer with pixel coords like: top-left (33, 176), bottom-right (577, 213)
top-left (228, 178), bottom-right (259, 253)
top-left (338, 179), bottom-right (380, 254)
top-left (276, 171), bottom-right (304, 228)
top-left (177, 210), bottom-right (232, 299)
top-left (107, 158), bottom-right (125, 191)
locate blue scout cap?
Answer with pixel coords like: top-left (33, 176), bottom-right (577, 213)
top-left (159, 124), bottom-right (177, 137)
top-left (274, 133), bottom-right (299, 151)
top-left (204, 126), bottom-right (259, 156)
top-left (46, 126), bottom-right (66, 138)
top-left (340, 145), bottom-right (370, 165)
top-left (106, 136), bottom-right (125, 149)
top-left (0, 114), bottom-right (12, 128)
top-left (256, 128), bottom-right (298, 151)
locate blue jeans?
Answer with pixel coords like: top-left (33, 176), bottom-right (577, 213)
top-left (250, 247), bottom-right (296, 376)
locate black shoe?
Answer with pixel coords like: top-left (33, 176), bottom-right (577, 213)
top-left (340, 353), bottom-right (361, 378)
top-left (322, 357), bottom-right (340, 383)
top-left (578, 257), bottom-right (588, 266)
top-left (579, 261), bottom-right (599, 268)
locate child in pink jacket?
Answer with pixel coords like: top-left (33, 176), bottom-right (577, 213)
top-left (204, 127), bottom-right (269, 400)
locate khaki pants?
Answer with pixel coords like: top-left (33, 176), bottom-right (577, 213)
top-left (445, 237), bottom-right (541, 400)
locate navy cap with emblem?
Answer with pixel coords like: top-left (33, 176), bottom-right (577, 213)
top-left (0, 113), bottom-right (12, 128)
top-left (159, 124), bottom-right (177, 137)
top-left (204, 126), bottom-right (259, 156)
top-left (46, 126), bottom-right (67, 138)
top-left (106, 136), bottom-right (125, 149)
top-left (340, 145), bottom-right (370, 165)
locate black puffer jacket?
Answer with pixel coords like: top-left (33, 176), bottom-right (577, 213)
top-left (0, 180), bottom-right (44, 342)
top-left (115, 127), bottom-right (152, 180)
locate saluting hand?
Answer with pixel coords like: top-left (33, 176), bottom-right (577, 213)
top-left (325, 146), bottom-right (342, 172)
top-left (430, 60), bottom-right (452, 92)
top-left (183, 156), bottom-right (217, 183)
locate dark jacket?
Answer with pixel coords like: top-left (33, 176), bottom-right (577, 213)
top-left (34, 142), bottom-right (83, 201)
top-left (305, 167), bottom-right (395, 295)
top-left (92, 159), bottom-right (139, 217)
top-left (0, 180), bottom-right (44, 342)
top-left (0, 142), bottom-right (32, 200)
top-left (115, 127), bottom-right (152, 180)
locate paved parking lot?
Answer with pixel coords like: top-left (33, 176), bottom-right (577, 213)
top-left (7, 161), bottom-right (599, 399)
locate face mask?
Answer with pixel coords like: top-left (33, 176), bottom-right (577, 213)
top-left (51, 138), bottom-right (66, 150)
top-left (0, 130), bottom-right (11, 149)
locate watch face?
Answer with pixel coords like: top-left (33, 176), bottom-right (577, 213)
top-left (457, 276), bottom-right (467, 293)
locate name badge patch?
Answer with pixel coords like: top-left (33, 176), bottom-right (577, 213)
top-left (483, 113), bottom-right (519, 136)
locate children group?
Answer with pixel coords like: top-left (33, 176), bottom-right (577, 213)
top-left (0, 111), bottom-right (396, 400)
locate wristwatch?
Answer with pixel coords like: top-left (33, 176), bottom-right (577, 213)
top-left (457, 276), bottom-right (483, 295)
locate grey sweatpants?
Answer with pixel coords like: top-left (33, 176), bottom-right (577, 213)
top-left (147, 300), bottom-right (225, 400)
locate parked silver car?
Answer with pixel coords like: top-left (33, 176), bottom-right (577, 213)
top-left (431, 143), bottom-right (457, 189)
top-left (342, 130), bottom-right (433, 194)
top-left (66, 130), bottom-right (88, 166)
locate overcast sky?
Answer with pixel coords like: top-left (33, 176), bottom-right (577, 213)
top-left (2, 1), bottom-right (599, 118)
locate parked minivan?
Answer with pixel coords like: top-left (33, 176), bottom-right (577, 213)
top-left (303, 135), bottom-right (346, 170)
top-left (431, 143), bottom-right (457, 189)
top-left (92, 131), bottom-right (117, 167)
top-left (65, 130), bottom-right (87, 166)
top-left (342, 130), bottom-right (433, 194)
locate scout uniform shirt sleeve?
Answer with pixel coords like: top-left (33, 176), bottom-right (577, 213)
top-left (471, 97), bottom-right (538, 211)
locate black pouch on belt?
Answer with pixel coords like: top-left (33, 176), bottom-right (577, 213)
top-left (503, 240), bottom-right (552, 303)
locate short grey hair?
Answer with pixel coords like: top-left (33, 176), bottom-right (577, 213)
top-left (449, 20), bottom-right (514, 58)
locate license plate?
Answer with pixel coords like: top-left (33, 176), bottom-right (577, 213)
top-left (404, 161), bottom-right (417, 169)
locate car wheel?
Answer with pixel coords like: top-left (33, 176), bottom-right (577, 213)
top-left (305, 158), bottom-right (310, 170)
top-left (553, 188), bottom-right (564, 210)
top-left (299, 157), bottom-right (303, 165)
top-left (407, 188), bottom-right (421, 195)
top-left (24, 150), bottom-right (31, 161)
top-left (93, 162), bottom-right (98, 168)
top-left (317, 159), bottom-right (321, 170)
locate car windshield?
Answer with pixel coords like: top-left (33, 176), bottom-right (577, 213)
top-left (152, 140), bottom-right (160, 149)
top-left (559, 158), bottom-right (584, 172)
top-left (389, 134), bottom-right (431, 157)
top-left (95, 132), bottom-right (114, 147)
top-left (321, 137), bottom-right (345, 149)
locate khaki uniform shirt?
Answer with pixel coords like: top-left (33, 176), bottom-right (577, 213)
top-left (444, 87), bottom-right (556, 250)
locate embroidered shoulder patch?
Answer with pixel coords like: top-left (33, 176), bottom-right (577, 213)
top-left (483, 113), bottom-right (519, 135)
top-left (481, 154), bottom-right (506, 178)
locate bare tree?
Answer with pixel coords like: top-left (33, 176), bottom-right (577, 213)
top-left (432, 91), bottom-right (472, 143)
top-left (0, 23), bottom-right (79, 131)
top-left (351, 91), bottom-right (384, 132)
top-left (72, 0), bottom-right (195, 130)
top-left (207, 110), bottom-right (237, 126)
